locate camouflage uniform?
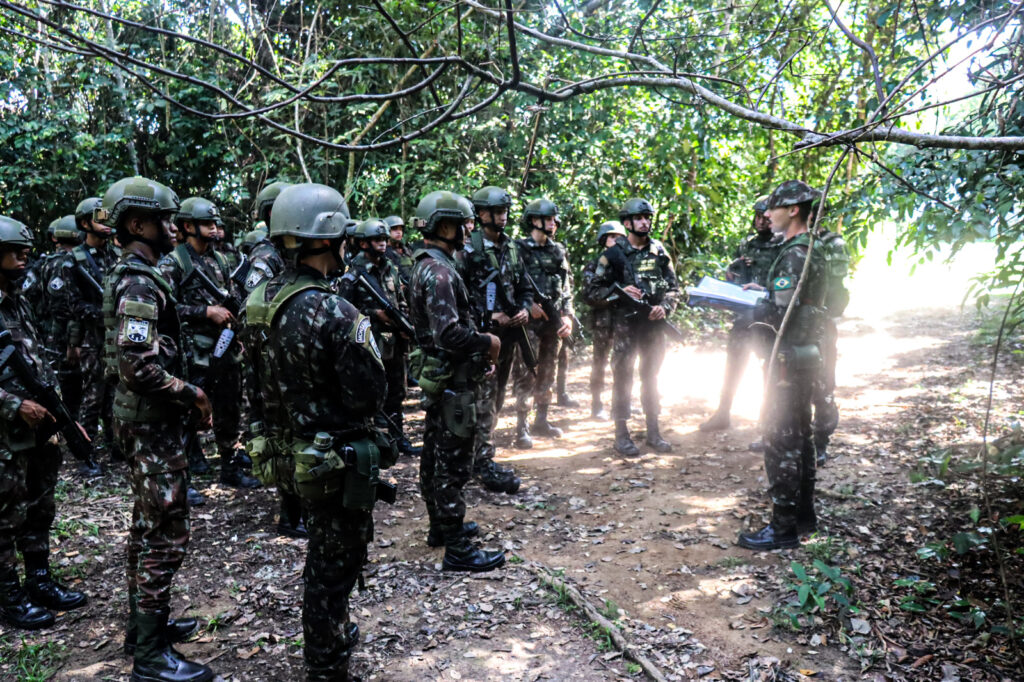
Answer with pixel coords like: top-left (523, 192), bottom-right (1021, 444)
top-left (41, 249), bottom-right (84, 416)
top-left (385, 241), bottom-right (415, 285)
top-left (336, 250), bottom-right (409, 444)
top-left (252, 264), bottom-right (387, 680)
top-left (158, 244), bottom-right (247, 481)
top-left (410, 246), bottom-right (492, 538)
top-left (105, 250), bottom-right (200, 614)
top-left (243, 238), bottom-right (286, 292)
top-left (61, 241), bottom-right (120, 458)
top-left (585, 235), bottom-right (679, 429)
top-left (459, 230), bottom-right (532, 476)
top-left (582, 256), bottom-right (614, 414)
top-left (811, 230), bottom-right (849, 461)
top-left (512, 236), bottom-right (574, 420)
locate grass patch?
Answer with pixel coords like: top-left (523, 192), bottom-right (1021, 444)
top-left (0, 637), bottom-right (66, 681)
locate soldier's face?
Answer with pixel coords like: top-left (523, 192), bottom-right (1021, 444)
top-left (366, 237), bottom-right (387, 256)
top-left (90, 219), bottom-right (112, 236)
top-left (197, 220), bottom-right (220, 242)
top-left (627, 214), bottom-right (652, 233)
top-left (389, 226), bottom-right (404, 242)
top-left (767, 206), bottom-right (793, 234)
top-left (603, 235), bottom-right (619, 249)
top-left (479, 207), bottom-right (507, 231)
top-left (754, 212), bottom-right (771, 233)
top-left (0, 247), bottom-right (28, 273)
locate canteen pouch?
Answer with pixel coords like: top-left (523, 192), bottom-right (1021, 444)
top-left (784, 344), bottom-right (823, 372)
top-left (408, 347), bottom-right (453, 397)
top-left (189, 333), bottom-right (216, 368)
top-left (441, 389), bottom-right (477, 440)
top-left (342, 437), bottom-right (383, 511)
top-left (292, 436), bottom-right (347, 504)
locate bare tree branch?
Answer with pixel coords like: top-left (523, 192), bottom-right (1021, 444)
top-left (822, 0), bottom-right (886, 113)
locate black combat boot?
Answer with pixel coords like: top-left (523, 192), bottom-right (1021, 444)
top-left (186, 487), bottom-right (206, 507)
top-left (23, 552), bottom-right (87, 611)
top-left (276, 493), bottom-right (308, 539)
top-left (557, 392), bottom-right (580, 408)
top-left (131, 609), bottom-right (213, 682)
top-left (738, 506), bottom-right (800, 550)
top-left (645, 418), bottom-right (673, 453)
top-left (613, 420), bottom-right (639, 457)
top-left (124, 594), bottom-right (200, 657)
top-left (815, 438), bottom-right (829, 468)
top-left (220, 452), bottom-right (261, 489)
top-left (426, 521), bottom-right (479, 548)
top-left (514, 412), bottom-right (533, 449)
top-left (590, 397), bottom-right (608, 420)
top-left (0, 567), bottom-right (54, 630)
top-left (77, 458), bottom-right (103, 477)
top-left (748, 439), bottom-right (765, 452)
top-left (475, 460), bottom-right (521, 494)
top-left (797, 482), bottom-right (817, 535)
top-left (531, 405), bottom-right (563, 438)
top-left (187, 443), bottom-right (210, 476)
top-left (698, 408), bottom-right (730, 432)
top-left (307, 622), bottom-right (360, 681)
top-left (399, 436), bottom-right (422, 457)
top-left (442, 531), bottom-right (505, 573)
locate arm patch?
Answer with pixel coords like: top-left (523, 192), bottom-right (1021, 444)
top-left (120, 317), bottom-right (155, 346)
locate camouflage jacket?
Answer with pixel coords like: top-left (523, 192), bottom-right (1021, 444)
top-left (410, 247), bottom-right (491, 359)
top-left (763, 232), bottom-right (827, 349)
top-left (335, 251), bottom-right (408, 361)
top-left (585, 236), bottom-right (679, 318)
top-left (62, 241), bottom-right (120, 349)
top-left (458, 229), bottom-right (533, 328)
top-left (726, 231), bottom-right (779, 287)
top-left (20, 253), bottom-right (51, 322)
top-left (517, 237), bottom-right (575, 318)
top-left (0, 286), bottom-right (56, 451)
top-left (39, 248), bottom-right (77, 356)
top-left (104, 250), bottom-right (197, 415)
top-left (243, 239), bottom-right (286, 293)
top-left (158, 243), bottom-right (241, 367)
top-left (581, 255), bottom-right (613, 331)
top-left (385, 242), bottom-right (414, 284)
top-left (255, 265), bottom-right (386, 440)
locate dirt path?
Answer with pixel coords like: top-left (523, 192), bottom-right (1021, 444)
top-left (2, 238), bottom-right (1013, 681)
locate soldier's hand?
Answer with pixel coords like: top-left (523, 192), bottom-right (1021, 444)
top-left (557, 316), bottom-right (573, 338)
top-left (65, 346), bottom-right (82, 365)
top-left (648, 305), bottom-right (666, 321)
top-left (742, 283), bottom-right (766, 292)
top-left (374, 309), bottom-right (393, 327)
top-left (194, 388), bottom-right (214, 429)
top-left (530, 303), bottom-right (547, 321)
top-left (623, 285), bottom-right (644, 301)
top-left (205, 305), bottom-right (235, 326)
top-left (18, 400), bottom-right (55, 428)
top-left (509, 308), bottom-right (529, 326)
top-left (492, 311), bottom-right (511, 327)
top-left (485, 332), bottom-right (501, 365)
top-left (75, 422), bottom-right (91, 442)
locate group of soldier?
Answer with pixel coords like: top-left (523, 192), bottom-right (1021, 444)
top-left (0, 173), bottom-right (845, 682)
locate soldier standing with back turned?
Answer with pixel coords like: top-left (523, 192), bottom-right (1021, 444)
top-left (585, 198), bottom-right (678, 456)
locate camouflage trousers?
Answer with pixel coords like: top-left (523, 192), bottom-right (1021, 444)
top-left (812, 318), bottom-right (839, 451)
top-left (0, 438), bottom-right (61, 570)
top-left (589, 324), bottom-right (613, 398)
top-left (421, 387), bottom-right (476, 532)
top-left (473, 327), bottom-right (519, 464)
top-left (762, 363), bottom-right (817, 529)
top-left (303, 503), bottom-right (372, 677)
top-left (383, 349), bottom-right (408, 436)
top-left (556, 338), bottom-right (569, 396)
top-left (611, 318), bottom-right (666, 422)
top-left (117, 421), bottom-right (190, 613)
top-left (512, 323), bottom-right (561, 414)
top-left (76, 346), bottom-right (116, 454)
top-left (187, 361), bottom-right (242, 462)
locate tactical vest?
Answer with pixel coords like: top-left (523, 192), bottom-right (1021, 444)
top-left (169, 244), bottom-right (236, 365)
top-left (766, 232), bottom-right (827, 351)
top-left (816, 231), bottom-right (851, 317)
top-left (466, 230), bottom-right (521, 319)
top-left (608, 237), bottom-right (673, 304)
top-left (102, 258), bottom-right (179, 421)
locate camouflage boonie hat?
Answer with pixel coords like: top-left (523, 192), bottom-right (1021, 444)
top-left (767, 180), bottom-right (818, 209)
top-left (753, 195), bottom-right (770, 213)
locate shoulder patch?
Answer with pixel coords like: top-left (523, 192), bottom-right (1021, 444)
top-left (123, 318), bottom-right (151, 344)
top-left (48, 276), bottom-right (64, 291)
top-left (773, 276), bottom-right (793, 291)
top-left (355, 316), bottom-right (371, 344)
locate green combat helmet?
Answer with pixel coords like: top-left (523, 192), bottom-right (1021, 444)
top-left (355, 218), bottom-right (389, 241)
top-left (49, 215), bottom-right (84, 244)
top-left (254, 181), bottom-right (292, 223)
top-left (456, 195), bottom-right (476, 222)
top-left (415, 191), bottom-right (467, 235)
top-left (618, 198), bottom-right (654, 221)
top-left (0, 215), bottom-right (35, 248)
top-left (95, 176), bottom-right (180, 228)
top-left (269, 183), bottom-right (350, 242)
top-left (522, 198), bottom-right (558, 233)
top-left (383, 215), bottom-right (404, 230)
top-left (767, 180), bottom-right (818, 208)
top-left (753, 195), bottom-right (770, 213)
top-left (471, 186), bottom-right (512, 210)
top-left (176, 197), bottom-right (223, 227)
top-left (75, 197), bottom-right (102, 222)
top-left (244, 225), bottom-right (268, 246)
top-left (596, 220), bottom-right (626, 246)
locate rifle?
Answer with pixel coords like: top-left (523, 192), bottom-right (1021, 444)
top-left (229, 255), bottom-right (252, 292)
top-left (607, 283), bottom-right (687, 344)
top-left (352, 271), bottom-right (416, 339)
top-left (522, 270), bottom-right (575, 347)
top-left (0, 329), bottom-right (96, 469)
top-left (478, 269), bottom-right (537, 375)
top-left (73, 263), bottom-right (104, 298)
top-left (182, 264), bottom-right (242, 359)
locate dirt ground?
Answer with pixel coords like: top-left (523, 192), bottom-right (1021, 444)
top-left (2, 239), bottom-right (1021, 681)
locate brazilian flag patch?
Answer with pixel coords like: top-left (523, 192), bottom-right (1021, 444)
top-left (773, 276), bottom-right (793, 290)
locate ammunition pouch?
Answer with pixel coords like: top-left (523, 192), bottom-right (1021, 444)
top-left (190, 333), bottom-right (216, 368)
top-left (112, 384), bottom-right (168, 422)
top-left (781, 344), bottom-right (823, 373)
top-left (246, 429), bottom-right (297, 495)
top-left (441, 388), bottom-right (477, 439)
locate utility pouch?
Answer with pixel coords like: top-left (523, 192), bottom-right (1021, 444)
top-left (190, 334), bottom-right (216, 368)
top-left (784, 344), bottom-right (823, 372)
top-left (246, 422), bottom-right (296, 493)
top-left (292, 433), bottom-right (347, 504)
top-left (408, 348), bottom-right (453, 397)
top-left (441, 389), bottom-right (477, 439)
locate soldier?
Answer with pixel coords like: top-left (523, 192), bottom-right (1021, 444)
top-left (241, 182), bottom-right (291, 292)
top-left (336, 219), bottom-right (419, 457)
top-left (511, 199), bottom-right (575, 448)
top-left (582, 220), bottom-right (626, 419)
top-left (246, 183), bottom-right (392, 681)
top-left (809, 197), bottom-right (849, 466)
top-left (158, 198), bottom-right (259, 489)
top-left (60, 197), bottom-right (123, 466)
top-left (407, 190), bottom-right (505, 571)
top-left (585, 198), bottom-right (678, 456)
top-left (737, 180), bottom-right (827, 551)
top-left (40, 217), bottom-right (85, 424)
top-left (458, 186), bottom-right (532, 493)
top-left (100, 176), bottom-right (214, 681)
top-left (0, 215), bottom-right (89, 631)
top-left (383, 214), bottom-right (414, 283)
top-left (700, 196), bottom-right (779, 432)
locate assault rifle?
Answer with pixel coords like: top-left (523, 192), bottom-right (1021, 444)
top-left (73, 263), bottom-right (104, 297)
top-left (229, 254), bottom-right (252, 292)
top-left (352, 271), bottom-right (416, 339)
top-left (182, 264), bottom-right (242, 358)
top-left (607, 283), bottom-right (687, 344)
top-left (478, 270), bottom-right (537, 375)
top-left (522, 270), bottom-right (579, 348)
top-left (0, 329), bottom-right (97, 470)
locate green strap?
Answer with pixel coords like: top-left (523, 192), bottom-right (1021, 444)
top-left (767, 232), bottom-right (811, 283)
top-left (246, 276), bottom-right (331, 329)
